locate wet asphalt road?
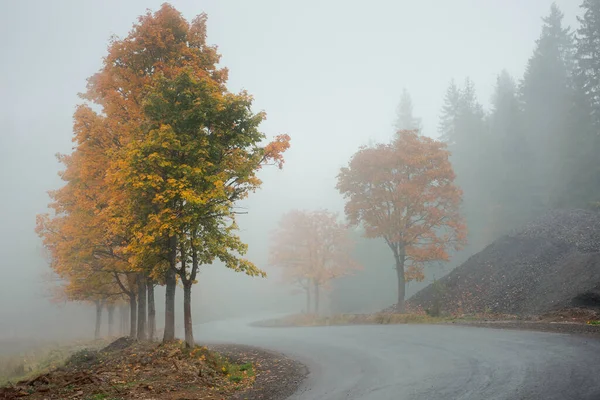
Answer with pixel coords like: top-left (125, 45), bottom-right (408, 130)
top-left (196, 318), bottom-right (600, 400)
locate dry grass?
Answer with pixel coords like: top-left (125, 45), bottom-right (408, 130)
top-left (254, 311), bottom-right (528, 328)
top-left (0, 339), bottom-right (109, 386)
top-left (255, 312), bottom-right (452, 327)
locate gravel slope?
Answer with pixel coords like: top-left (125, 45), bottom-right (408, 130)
top-left (409, 209), bottom-right (600, 315)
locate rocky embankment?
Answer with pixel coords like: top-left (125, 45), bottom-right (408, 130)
top-left (410, 209), bottom-right (600, 316)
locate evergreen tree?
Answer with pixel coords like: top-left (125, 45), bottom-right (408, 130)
top-left (488, 70), bottom-right (531, 235)
top-left (455, 78), bottom-right (486, 160)
top-left (575, 0), bottom-right (600, 128)
top-left (566, 0), bottom-right (600, 207)
top-left (438, 78), bottom-right (489, 250)
top-left (438, 80), bottom-right (461, 144)
top-left (394, 88), bottom-right (422, 132)
top-left (520, 3), bottom-right (574, 211)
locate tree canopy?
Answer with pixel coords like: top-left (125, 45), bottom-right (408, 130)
top-left (337, 130), bottom-right (466, 312)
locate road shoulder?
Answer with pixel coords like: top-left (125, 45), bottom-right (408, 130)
top-left (209, 344), bottom-right (309, 400)
top-left (449, 320), bottom-right (600, 337)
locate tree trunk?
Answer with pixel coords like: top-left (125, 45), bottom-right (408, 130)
top-left (120, 303), bottom-right (128, 336)
top-left (124, 303), bottom-right (130, 336)
top-left (119, 305), bottom-right (124, 335)
top-left (129, 294), bottom-right (137, 338)
top-left (137, 274), bottom-right (147, 340)
top-left (147, 280), bottom-right (156, 341)
top-left (183, 283), bottom-right (194, 348)
top-left (305, 285), bottom-right (311, 314)
top-left (94, 300), bottom-right (102, 340)
top-left (395, 250), bottom-right (406, 313)
top-left (314, 281), bottom-right (320, 314)
top-left (107, 304), bottom-right (115, 337)
top-left (163, 269), bottom-right (177, 342)
top-left (164, 235), bottom-right (178, 342)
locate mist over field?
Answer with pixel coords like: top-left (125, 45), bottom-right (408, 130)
top-left (0, 0), bottom-right (585, 341)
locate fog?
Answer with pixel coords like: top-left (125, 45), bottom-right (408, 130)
top-left (0, 0), bottom-right (581, 340)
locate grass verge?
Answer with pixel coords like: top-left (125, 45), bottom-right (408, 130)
top-left (254, 313), bottom-right (453, 327)
top-left (255, 309), bottom-right (600, 329)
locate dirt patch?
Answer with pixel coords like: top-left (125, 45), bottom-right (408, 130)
top-left (100, 337), bottom-right (135, 353)
top-left (409, 209), bottom-right (600, 317)
top-left (0, 338), bottom-right (306, 400)
top-left (210, 344), bottom-right (308, 400)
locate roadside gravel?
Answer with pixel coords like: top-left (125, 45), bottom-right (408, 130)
top-left (209, 344), bottom-right (308, 400)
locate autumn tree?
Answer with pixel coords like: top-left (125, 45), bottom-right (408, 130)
top-left (116, 68), bottom-right (289, 347)
top-left (79, 4), bottom-right (231, 342)
top-left (37, 4), bottom-right (289, 344)
top-left (35, 215), bottom-right (126, 339)
top-left (337, 130), bottom-right (466, 312)
top-left (269, 210), bottom-right (361, 314)
top-left (35, 105), bottom-right (136, 338)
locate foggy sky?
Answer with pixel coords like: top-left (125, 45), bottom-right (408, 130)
top-left (0, 0), bottom-right (581, 337)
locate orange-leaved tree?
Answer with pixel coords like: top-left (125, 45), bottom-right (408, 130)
top-left (269, 210), bottom-right (361, 314)
top-left (336, 130), bottom-right (466, 313)
top-left (35, 103), bottom-right (139, 337)
top-left (36, 4), bottom-right (290, 344)
top-left (80, 4), bottom-right (231, 342)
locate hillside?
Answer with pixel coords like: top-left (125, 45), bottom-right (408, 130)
top-left (409, 209), bottom-right (600, 316)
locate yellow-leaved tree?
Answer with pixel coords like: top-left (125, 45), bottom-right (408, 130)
top-left (37, 4), bottom-right (290, 345)
top-left (117, 70), bottom-right (290, 347)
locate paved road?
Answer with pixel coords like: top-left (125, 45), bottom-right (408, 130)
top-left (196, 318), bottom-right (600, 399)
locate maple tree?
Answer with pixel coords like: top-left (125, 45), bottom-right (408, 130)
top-left (35, 103), bottom-right (137, 338)
top-left (336, 130), bottom-right (466, 313)
top-left (80, 4), bottom-right (229, 342)
top-left (269, 210), bottom-right (361, 314)
top-left (94, 4), bottom-right (290, 343)
top-left (118, 69), bottom-right (289, 347)
top-left (38, 3), bottom-right (289, 346)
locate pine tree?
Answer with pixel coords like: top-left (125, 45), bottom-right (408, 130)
top-left (575, 0), bottom-right (600, 128)
top-left (456, 78), bottom-right (486, 159)
top-left (520, 3), bottom-right (574, 212)
top-left (394, 88), bottom-right (422, 132)
top-left (488, 70), bottom-right (531, 235)
top-left (438, 78), bottom-right (489, 250)
top-left (438, 80), bottom-right (461, 144)
top-left (565, 0), bottom-right (600, 207)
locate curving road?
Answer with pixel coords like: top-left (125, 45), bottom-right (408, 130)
top-left (196, 317), bottom-right (600, 399)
